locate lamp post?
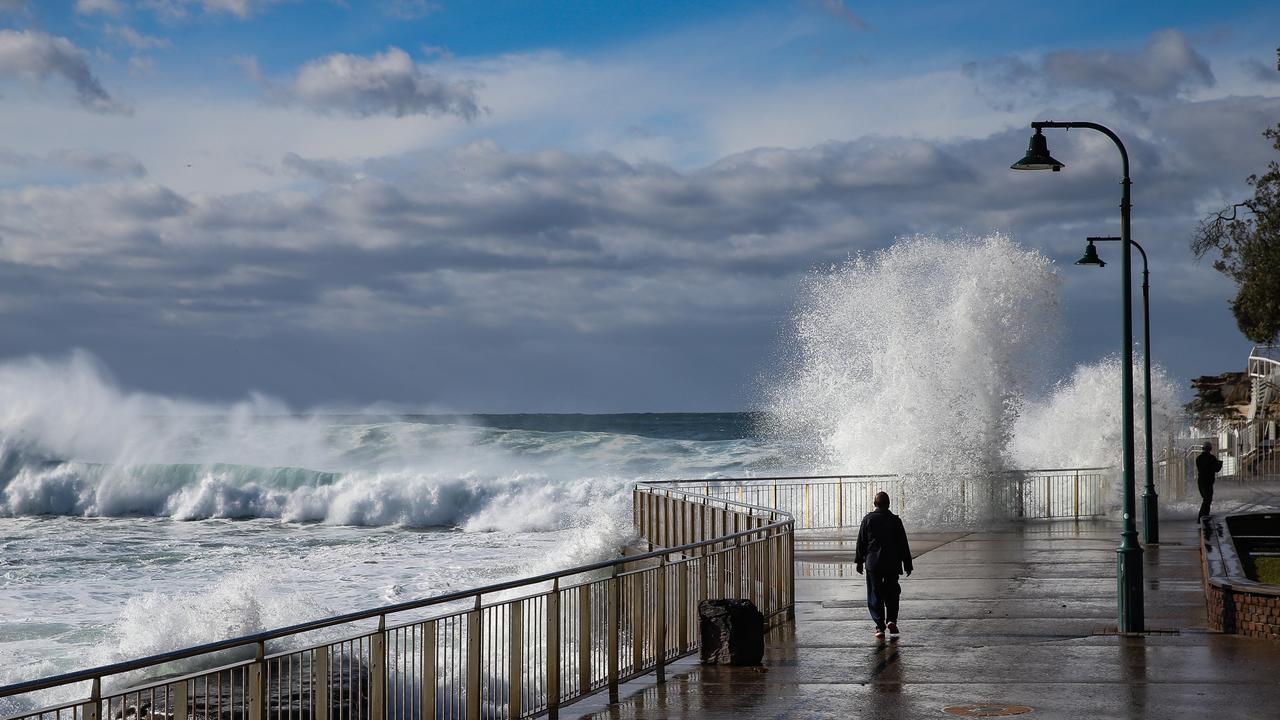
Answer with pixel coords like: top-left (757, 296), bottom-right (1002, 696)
top-left (1077, 236), bottom-right (1158, 545)
top-left (1011, 121), bottom-right (1144, 633)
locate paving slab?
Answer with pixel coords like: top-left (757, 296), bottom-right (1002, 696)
top-left (570, 486), bottom-right (1280, 720)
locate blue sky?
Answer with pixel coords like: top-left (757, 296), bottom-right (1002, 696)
top-left (0, 0), bottom-right (1277, 411)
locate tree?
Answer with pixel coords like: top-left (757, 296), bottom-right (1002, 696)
top-left (1192, 49), bottom-right (1280, 345)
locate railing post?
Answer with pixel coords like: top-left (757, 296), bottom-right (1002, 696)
top-left (699, 552), bottom-right (710, 608)
top-left (547, 580), bottom-right (561, 718)
top-left (716, 544), bottom-right (728, 598)
top-left (804, 483), bottom-right (811, 529)
top-left (169, 680), bottom-right (188, 720)
top-left (578, 584), bottom-right (591, 695)
top-left (1074, 471), bottom-right (1081, 519)
top-left (607, 567), bottom-right (620, 698)
top-left (372, 616), bottom-right (387, 720)
top-left (735, 535), bottom-right (746, 598)
top-left (836, 478), bottom-right (844, 528)
top-left (655, 558), bottom-right (668, 681)
top-left (771, 479), bottom-right (778, 510)
top-left (466, 599), bottom-right (481, 720)
top-left (509, 600), bottom-right (523, 719)
top-left (631, 572), bottom-right (644, 672)
top-left (80, 677), bottom-right (101, 720)
top-left (787, 523), bottom-right (796, 620)
top-left (420, 622), bottom-right (436, 720)
top-left (676, 560), bottom-right (689, 653)
top-left (314, 645), bottom-right (332, 720)
top-left (249, 641), bottom-right (266, 720)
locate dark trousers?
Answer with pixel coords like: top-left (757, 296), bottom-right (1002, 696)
top-left (865, 570), bottom-right (901, 629)
top-left (1198, 479), bottom-right (1214, 519)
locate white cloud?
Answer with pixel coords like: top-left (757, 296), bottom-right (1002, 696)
top-left (75, 0), bottom-right (126, 16)
top-left (965, 29), bottom-right (1215, 115)
top-left (0, 30), bottom-right (128, 114)
top-left (284, 47), bottom-right (481, 119)
top-left (0, 148), bottom-right (147, 178)
top-left (817, 0), bottom-right (868, 29)
top-left (137, 0), bottom-right (293, 20)
top-left (106, 25), bottom-right (171, 52)
top-left (384, 0), bottom-right (438, 20)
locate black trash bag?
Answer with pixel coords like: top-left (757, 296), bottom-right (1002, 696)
top-left (698, 598), bottom-right (765, 665)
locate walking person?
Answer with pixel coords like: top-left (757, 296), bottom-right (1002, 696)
top-left (855, 491), bottom-right (913, 639)
top-left (1197, 442), bottom-right (1223, 520)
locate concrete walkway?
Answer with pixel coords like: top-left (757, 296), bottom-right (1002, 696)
top-left (571, 484), bottom-right (1280, 719)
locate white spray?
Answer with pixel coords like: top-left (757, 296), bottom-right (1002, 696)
top-left (768, 233), bottom-right (1059, 477)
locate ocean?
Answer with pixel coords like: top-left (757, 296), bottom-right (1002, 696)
top-left (0, 407), bottom-right (793, 689)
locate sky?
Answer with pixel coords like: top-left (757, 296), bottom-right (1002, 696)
top-left (0, 0), bottom-right (1277, 412)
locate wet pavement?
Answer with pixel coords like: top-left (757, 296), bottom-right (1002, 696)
top-left (570, 484), bottom-right (1280, 719)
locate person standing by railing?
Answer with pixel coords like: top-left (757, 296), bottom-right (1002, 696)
top-left (1197, 442), bottom-right (1223, 520)
top-left (855, 491), bottom-right (913, 639)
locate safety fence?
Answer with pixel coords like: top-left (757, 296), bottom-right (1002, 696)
top-left (0, 468), bottom-right (1108, 720)
top-left (644, 468), bottom-right (1113, 531)
top-left (0, 484), bottom-right (794, 720)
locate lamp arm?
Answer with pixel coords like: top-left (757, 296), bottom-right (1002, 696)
top-left (1088, 236), bottom-right (1148, 274)
top-left (1032, 121), bottom-right (1130, 182)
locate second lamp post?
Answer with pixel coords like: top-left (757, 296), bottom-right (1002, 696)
top-left (1077, 236), bottom-right (1158, 546)
top-left (1011, 121), bottom-right (1145, 633)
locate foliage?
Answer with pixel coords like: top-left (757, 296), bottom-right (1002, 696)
top-left (1192, 50), bottom-right (1280, 345)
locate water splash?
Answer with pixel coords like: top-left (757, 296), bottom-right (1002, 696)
top-left (766, 233), bottom-right (1059, 478)
top-left (1010, 355), bottom-right (1182, 477)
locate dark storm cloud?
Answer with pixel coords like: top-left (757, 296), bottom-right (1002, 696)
top-left (0, 30), bottom-right (129, 114)
top-left (965, 30), bottom-right (1214, 116)
top-left (281, 47), bottom-right (481, 120)
top-left (0, 91), bottom-right (1277, 408)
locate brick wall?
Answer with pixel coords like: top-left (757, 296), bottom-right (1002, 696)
top-left (1202, 537), bottom-right (1280, 640)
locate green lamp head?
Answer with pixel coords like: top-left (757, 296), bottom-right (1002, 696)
top-left (1075, 240), bottom-right (1106, 268)
top-left (1011, 128), bottom-right (1065, 172)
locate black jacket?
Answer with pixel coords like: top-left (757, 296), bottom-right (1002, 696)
top-left (854, 508), bottom-right (913, 575)
top-left (1196, 450), bottom-right (1223, 483)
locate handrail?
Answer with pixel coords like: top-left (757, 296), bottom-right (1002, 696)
top-left (641, 467), bottom-right (1111, 485)
top-left (0, 504), bottom-right (788, 700)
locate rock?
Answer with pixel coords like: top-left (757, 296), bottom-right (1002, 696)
top-left (698, 599), bottom-right (765, 666)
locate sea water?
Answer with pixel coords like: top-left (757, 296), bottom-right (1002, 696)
top-left (0, 233), bottom-right (1182, 695)
top-left (0, 353), bottom-right (791, 690)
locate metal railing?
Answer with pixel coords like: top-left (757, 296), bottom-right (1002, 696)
top-left (644, 468), bottom-right (1113, 530)
top-left (0, 467), bottom-right (1109, 720)
top-left (0, 484), bottom-right (794, 720)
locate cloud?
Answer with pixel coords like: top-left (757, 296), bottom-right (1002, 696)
top-left (1242, 57), bottom-right (1280, 84)
top-left (75, 0), bottom-right (126, 16)
top-left (283, 47), bottom-right (481, 119)
top-left (137, 0), bottom-right (292, 20)
top-left (965, 29), bottom-right (1214, 115)
top-left (817, 0), bottom-right (869, 30)
top-left (0, 0), bottom-right (25, 11)
top-left (281, 152), bottom-right (356, 183)
top-left (384, 0), bottom-right (439, 20)
top-left (106, 25), bottom-right (172, 52)
top-left (0, 148), bottom-right (148, 178)
top-left (0, 30), bottom-right (129, 114)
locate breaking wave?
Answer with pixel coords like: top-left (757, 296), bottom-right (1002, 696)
top-left (0, 352), bottom-right (782, 528)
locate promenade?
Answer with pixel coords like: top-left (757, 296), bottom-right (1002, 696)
top-left (572, 484), bottom-right (1280, 719)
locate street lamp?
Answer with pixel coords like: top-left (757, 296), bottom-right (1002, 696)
top-left (1078, 236), bottom-right (1158, 546)
top-left (1011, 121), bottom-right (1145, 633)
